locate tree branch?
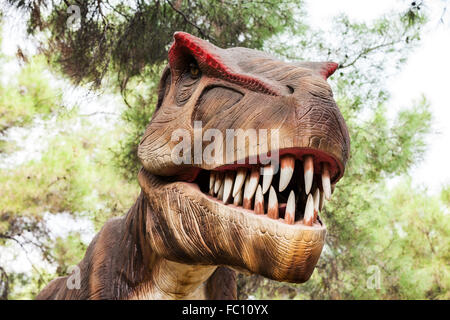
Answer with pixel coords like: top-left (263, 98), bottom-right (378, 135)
top-left (0, 234), bottom-right (46, 285)
top-left (166, 0), bottom-right (215, 42)
top-left (0, 266), bottom-right (9, 300)
top-left (339, 40), bottom-right (398, 69)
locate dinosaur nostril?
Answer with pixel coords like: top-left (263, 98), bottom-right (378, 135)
top-left (286, 85), bottom-right (294, 94)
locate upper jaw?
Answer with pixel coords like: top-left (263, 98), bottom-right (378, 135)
top-left (138, 119), bottom-right (349, 183)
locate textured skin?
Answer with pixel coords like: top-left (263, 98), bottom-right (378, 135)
top-left (139, 32), bottom-right (349, 180)
top-left (37, 192), bottom-right (236, 300)
top-left (37, 32), bottom-right (350, 300)
top-left (169, 32), bottom-right (281, 96)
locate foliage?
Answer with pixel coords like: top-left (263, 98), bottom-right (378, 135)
top-left (0, 115), bottom-right (139, 298)
top-left (0, 45), bottom-right (138, 298)
top-left (8, 0), bottom-right (302, 88)
top-left (0, 55), bottom-right (61, 146)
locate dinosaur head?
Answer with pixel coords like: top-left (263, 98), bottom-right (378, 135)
top-left (137, 32), bottom-right (350, 283)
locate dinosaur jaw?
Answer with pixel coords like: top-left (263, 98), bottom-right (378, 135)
top-left (191, 147), bottom-right (338, 227)
top-left (138, 148), bottom-right (334, 283)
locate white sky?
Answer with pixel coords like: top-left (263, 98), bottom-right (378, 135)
top-left (306, 0), bottom-right (450, 194)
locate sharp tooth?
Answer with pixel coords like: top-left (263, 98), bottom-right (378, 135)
top-left (214, 172), bottom-right (224, 194)
top-left (223, 171), bottom-right (235, 204)
top-left (313, 188), bottom-right (320, 222)
top-left (209, 171), bottom-right (216, 190)
top-left (285, 190), bottom-right (296, 224)
top-left (233, 188), bottom-right (243, 206)
top-left (279, 155), bottom-right (295, 192)
top-left (254, 185), bottom-right (264, 214)
top-left (209, 172), bottom-right (215, 195)
top-left (243, 167), bottom-right (259, 209)
top-left (242, 174), bottom-right (252, 209)
top-left (217, 182), bottom-right (224, 200)
top-left (322, 163), bottom-right (331, 200)
top-left (267, 186), bottom-right (279, 219)
top-left (319, 191), bottom-right (324, 211)
top-left (303, 194), bottom-right (314, 226)
top-left (303, 155), bottom-right (314, 194)
top-left (262, 164), bottom-right (274, 194)
top-left (232, 168), bottom-right (247, 197)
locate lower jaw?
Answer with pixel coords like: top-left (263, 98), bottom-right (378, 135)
top-left (138, 169), bottom-right (327, 283)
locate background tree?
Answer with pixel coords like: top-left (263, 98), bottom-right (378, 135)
top-left (0, 0), bottom-right (448, 299)
top-left (0, 19), bottom-right (138, 298)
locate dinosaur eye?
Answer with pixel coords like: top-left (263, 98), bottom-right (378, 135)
top-left (189, 63), bottom-right (201, 78)
top-left (175, 61), bottom-right (202, 106)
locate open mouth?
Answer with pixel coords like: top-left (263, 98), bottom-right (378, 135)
top-left (138, 148), bottom-right (337, 282)
top-left (187, 150), bottom-right (337, 228)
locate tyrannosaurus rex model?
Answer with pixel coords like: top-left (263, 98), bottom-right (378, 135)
top-left (37, 32), bottom-right (350, 300)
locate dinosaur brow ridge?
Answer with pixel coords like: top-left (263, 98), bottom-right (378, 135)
top-left (168, 32), bottom-right (280, 96)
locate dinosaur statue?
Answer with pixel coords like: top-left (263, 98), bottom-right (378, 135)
top-left (37, 32), bottom-right (350, 300)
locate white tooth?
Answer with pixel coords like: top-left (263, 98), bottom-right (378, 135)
top-left (214, 172), bottom-right (224, 194)
top-left (285, 190), bottom-right (296, 224)
top-left (223, 171), bottom-right (235, 204)
top-left (209, 171), bottom-right (216, 191)
top-left (254, 185), bottom-right (264, 214)
top-left (267, 185), bottom-right (279, 219)
top-left (313, 188), bottom-right (320, 222)
top-left (313, 188), bottom-right (320, 212)
top-left (303, 194), bottom-right (314, 226)
top-left (217, 182), bottom-right (224, 200)
top-left (233, 188), bottom-right (243, 206)
top-left (242, 174), bottom-right (252, 209)
top-left (232, 168), bottom-right (247, 197)
top-left (243, 167), bottom-right (259, 208)
top-left (322, 163), bottom-right (331, 200)
top-left (319, 191), bottom-right (324, 211)
top-left (262, 164), bottom-right (274, 194)
top-left (279, 155), bottom-right (295, 192)
top-left (303, 155), bottom-right (314, 194)
top-left (209, 172), bottom-right (215, 196)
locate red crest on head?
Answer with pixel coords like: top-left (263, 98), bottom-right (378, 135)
top-left (168, 32), bottom-right (280, 96)
top-left (320, 62), bottom-right (339, 79)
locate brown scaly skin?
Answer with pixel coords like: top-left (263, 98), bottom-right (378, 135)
top-left (37, 32), bottom-right (350, 300)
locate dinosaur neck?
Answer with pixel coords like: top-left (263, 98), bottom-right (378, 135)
top-left (122, 191), bottom-right (217, 299)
